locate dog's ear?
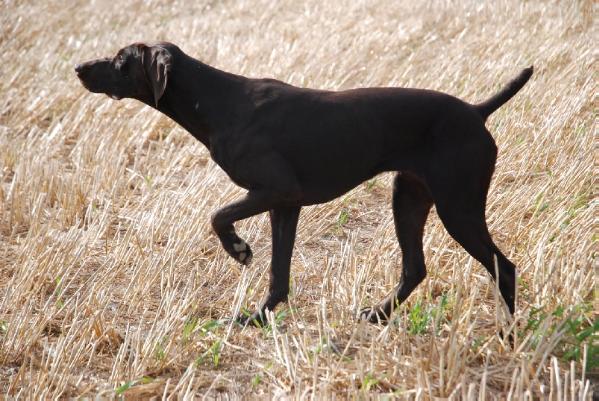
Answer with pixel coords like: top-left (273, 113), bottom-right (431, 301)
top-left (142, 46), bottom-right (172, 107)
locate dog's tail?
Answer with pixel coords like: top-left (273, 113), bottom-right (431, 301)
top-left (474, 66), bottom-right (533, 120)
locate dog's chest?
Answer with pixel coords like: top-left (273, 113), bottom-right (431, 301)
top-left (209, 138), bottom-right (252, 190)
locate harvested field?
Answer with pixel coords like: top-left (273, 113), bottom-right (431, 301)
top-left (0, 0), bottom-right (596, 399)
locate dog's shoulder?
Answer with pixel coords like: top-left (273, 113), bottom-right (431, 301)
top-left (247, 78), bottom-right (293, 107)
top-left (247, 78), bottom-right (327, 109)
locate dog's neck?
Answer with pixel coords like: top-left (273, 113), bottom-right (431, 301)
top-left (153, 51), bottom-right (250, 149)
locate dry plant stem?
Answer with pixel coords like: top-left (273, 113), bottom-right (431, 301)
top-left (0, 0), bottom-right (595, 399)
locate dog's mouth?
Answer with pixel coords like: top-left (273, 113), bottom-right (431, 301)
top-left (76, 77), bottom-right (122, 100)
top-left (76, 76), bottom-right (91, 90)
top-left (76, 76), bottom-right (101, 94)
top-left (75, 66), bottom-right (123, 100)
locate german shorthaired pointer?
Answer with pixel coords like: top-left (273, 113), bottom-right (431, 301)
top-left (75, 42), bottom-right (532, 326)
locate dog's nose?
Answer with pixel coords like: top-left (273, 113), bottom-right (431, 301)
top-left (74, 64), bottom-right (83, 74)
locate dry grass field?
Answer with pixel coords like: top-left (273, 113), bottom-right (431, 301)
top-left (0, 0), bottom-right (596, 399)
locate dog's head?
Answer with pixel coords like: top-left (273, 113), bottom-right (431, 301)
top-left (75, 43), bottom-right (172, 106)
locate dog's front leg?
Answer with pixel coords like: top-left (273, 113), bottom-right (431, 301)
top-left (210, 151), bottom-right (303, 326)
top-left (239, 206), bottom-right (300, 327)
top-left (211, 191), bottom-right (282, 265)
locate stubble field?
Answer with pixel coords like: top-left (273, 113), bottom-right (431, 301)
top-left (0, 0), bottom-right (596, 399)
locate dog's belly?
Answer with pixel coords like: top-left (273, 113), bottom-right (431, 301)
top-left (272, 130), bottom-right (415, 206)
top-left (288, 145), bottom-right (385, 205)
top-left (298, 178), bottom-right (375, 205)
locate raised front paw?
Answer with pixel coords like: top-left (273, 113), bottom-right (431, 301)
top-left (226, 239), bottom-right (253, 265)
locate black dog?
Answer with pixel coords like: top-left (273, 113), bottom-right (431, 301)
top-left (76, 42), bottom-right (532, 326)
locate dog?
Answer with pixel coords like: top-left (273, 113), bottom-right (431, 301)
top-left (75, 42), bottom-right (532, 326)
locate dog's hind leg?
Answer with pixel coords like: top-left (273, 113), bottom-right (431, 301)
top-left (361, 172), bottom-right (433, 323)
top-left (427, 133), bottom-right (516, 315)
top-left (433, 203), bottom-right (516, 315)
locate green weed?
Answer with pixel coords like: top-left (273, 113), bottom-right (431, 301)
top-left (251, 373), bottom-right (262, 388)
top-left (407, 295), bottom-right (449, 335)
top-left (154, 338), bottom-right (167, 361)
top-left (337, 209), bottom-right (349, 227)
top-left (115, 376), bottom-right (154, 396)
top-left (54, 276), bottom-right (64, 309)
top-left (523, 304), bottom-right (598, 370)
top-left (182, 317), bottom-right (198, 342)
top-left (196, 339), bottom-right (223, 368)
top-left (361, 372), bottom-right (379, 391)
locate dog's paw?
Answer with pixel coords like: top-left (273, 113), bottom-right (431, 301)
top-left (235, 310), bottom-right (267, 328)
top-left (233, 240), bottom-right (253, 265)
top-left (359, 307), bottom-right (390, 325)
top-left (499, 329), bottom-right (515, 347)
top-left (225, 239), bottom-right (253, 265)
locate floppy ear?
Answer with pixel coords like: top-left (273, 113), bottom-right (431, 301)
top-left (142, 46), bottom-right (172, 106)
